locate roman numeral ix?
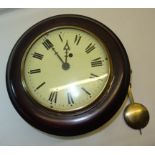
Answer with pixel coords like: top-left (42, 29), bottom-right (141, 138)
top-left (29, 69), bottom-right (41, 74)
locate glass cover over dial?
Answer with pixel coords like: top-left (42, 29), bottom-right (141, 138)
top-left (22, 27), bottom-right (111, 112)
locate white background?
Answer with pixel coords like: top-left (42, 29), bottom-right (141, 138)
top-left (0, 8), bottom-right (155, 145)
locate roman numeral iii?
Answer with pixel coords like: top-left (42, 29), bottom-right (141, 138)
top-left (91, 57), bottom-right (103, 67)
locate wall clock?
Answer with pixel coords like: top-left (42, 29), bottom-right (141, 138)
top-left (6, 14), bottom-right (148, 136)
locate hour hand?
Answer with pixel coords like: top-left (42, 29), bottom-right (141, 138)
top-left (63, 40), bottom-right (70, 63)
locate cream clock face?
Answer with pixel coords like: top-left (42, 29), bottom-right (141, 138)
top-left (22, 27), bottom-right (111, 112)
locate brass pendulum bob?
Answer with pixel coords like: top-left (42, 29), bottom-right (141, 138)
top-left (124, 85), bottom-right (150, 134)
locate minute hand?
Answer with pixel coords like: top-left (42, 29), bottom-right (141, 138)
top-left (43, 38), bottom-right (65, 64)
top-left (51, 46), bottom-right (65, 64)
top-left (51, 46), bottom-right (70, 70)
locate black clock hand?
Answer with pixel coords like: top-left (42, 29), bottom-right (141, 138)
top-left (43, 38), bottom-right (65, 65)
top-left (52, 46), bottom-right (71, 70)
top-left (63, 40), bottom-right (70, 64)
top-left (52, 46), bottom-right (70, 70)
top-left (43, 38), bottom-right (70, 70)
top-left (51, 46), bottom-right (65, 64)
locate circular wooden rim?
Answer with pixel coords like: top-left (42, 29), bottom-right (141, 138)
top-left (6, 14), bottom-right (131, 136)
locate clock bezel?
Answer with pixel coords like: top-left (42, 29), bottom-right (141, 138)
top-left (6, 14), bottom-right (130, 136)
top-left (21, 25), bottom-right (112, 112)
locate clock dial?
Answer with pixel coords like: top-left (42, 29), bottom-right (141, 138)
top-left (22, 27), bottom-right (111, 111)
